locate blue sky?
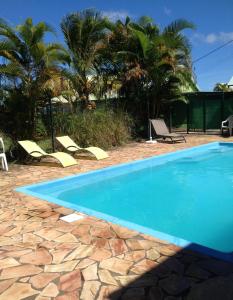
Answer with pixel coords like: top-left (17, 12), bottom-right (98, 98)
top-left (1, 0), bottom-right (233, 90)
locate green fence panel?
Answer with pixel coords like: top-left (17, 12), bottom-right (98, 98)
top-left (189, 97), bottom-right (204, 130)
top-left (223, 93), bottom-right (233, 119)
top-left (205, 97), bottom-right (222, 130)
top-left (171, 101), bottom-right (187, 128)
top-left (171, 92), bottom-right (233, 132)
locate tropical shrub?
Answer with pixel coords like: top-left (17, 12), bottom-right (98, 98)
top-left (52, 110), bottom-right (132, 149)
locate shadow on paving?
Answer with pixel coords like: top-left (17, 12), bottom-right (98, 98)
top-left (109, 244), bottom-right (233, 300)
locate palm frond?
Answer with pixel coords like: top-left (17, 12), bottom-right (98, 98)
top-left (163, 19), bottom-right (195, 35)
top-left (131, 29), bottom-right (151, 58)
top-left (0, 63), bottom-right (24, 77)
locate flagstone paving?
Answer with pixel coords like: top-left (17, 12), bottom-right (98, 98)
top-left (1, 135), bottom-right (233, 299)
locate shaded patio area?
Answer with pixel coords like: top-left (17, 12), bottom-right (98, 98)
top-left (0, 135), bottom-right (233, 299)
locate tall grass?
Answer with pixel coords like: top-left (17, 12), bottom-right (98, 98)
top-left (51, 110), bottom-right (132, 150)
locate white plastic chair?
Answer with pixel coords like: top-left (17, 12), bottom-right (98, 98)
top-left (221, 115), bottom-right (233, 136)
top-left (0, 138), bottom-right (8, 171)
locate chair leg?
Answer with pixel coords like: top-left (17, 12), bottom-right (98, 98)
top-left (4, 156), bottom-right (8, 171)
top-left (1, 157), bottom-right (4, 170)
top-left (2, 154), bottom-right (8, 171)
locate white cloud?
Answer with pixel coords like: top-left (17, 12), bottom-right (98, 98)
top-left (205, 33), bottom-right (217, 43)
top-left (193, 32), bottom-right (233, 44)
top-left (164, 6), bottom-right (172, 16)
top-left (101, 10), bottom-right (131, 21)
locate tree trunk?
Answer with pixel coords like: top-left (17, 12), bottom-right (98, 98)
top-left (29, 98), bottom-right (36, 139)
top-left (152, 96), bottom-right (157, 119)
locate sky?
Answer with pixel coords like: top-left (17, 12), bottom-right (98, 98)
top-left (1, 0), bottom-right (233, 91)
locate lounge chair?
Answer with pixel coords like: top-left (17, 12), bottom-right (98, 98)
top-left (18, 140), bottom-right (78, 167)
top-left (56, 136), bottom-right (109, 160)
top-left (221, 115), bottom-right (233, 136)
top-left (0, 137), bottom-right (8, 171)
top-left (150, 119), bottom-right (186, 143)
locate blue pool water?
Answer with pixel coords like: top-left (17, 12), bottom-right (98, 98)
top-left (17, 142), bottom-right (233, 260)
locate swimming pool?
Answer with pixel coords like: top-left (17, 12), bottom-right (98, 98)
top-left (17, 142), bottom-right (233, 262)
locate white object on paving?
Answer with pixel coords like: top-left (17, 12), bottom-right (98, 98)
top-left (146, 139), bottom-right (157, 144)
top-left (0, 137), bottom-right (8, 171)
top-left (60, 213), bottom-right (84, 222)
top-left (146, 119), bottom-right (157, 144)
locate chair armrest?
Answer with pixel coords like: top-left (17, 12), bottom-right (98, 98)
top-left (221, 120), bottom-right (228, 127)
top-left (0, 138), bottom-right (5, 153)
top-left (67, 145), bottom-right (78, 151)
top-left (29, 150), bottom-right (43, 156)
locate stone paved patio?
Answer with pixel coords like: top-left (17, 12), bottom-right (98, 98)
top-left (1, 135), bottom-right (233, 300)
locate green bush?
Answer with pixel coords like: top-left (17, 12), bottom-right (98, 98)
top-left (37, 138), bottom-right (53, 153)
top-left (51, 110), bottom-right (132, 150)
top-left (35, 118), bottom-right (48, 138)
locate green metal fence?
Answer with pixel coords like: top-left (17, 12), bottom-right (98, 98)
top-left (171, 92), bottom-right (233, 132)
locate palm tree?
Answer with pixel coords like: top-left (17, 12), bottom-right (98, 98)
top-left (213, 83), bottom-right (232, 92)
top-left (149, 19), bottom-right (197, 116)
top-left (0, 18), bottom-right (68, 138)
top-left (61, 9), bottom-right (111, 108)
top-left (110, 17), bottom-right (197, 118)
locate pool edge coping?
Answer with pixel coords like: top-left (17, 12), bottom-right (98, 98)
top-left (15, 141), bottom-right (233, 263)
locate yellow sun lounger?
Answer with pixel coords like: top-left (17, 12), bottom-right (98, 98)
top-left (56, 136), bottom-right (109, 160)
top-left (18, 140), bottom-right (78, 167)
